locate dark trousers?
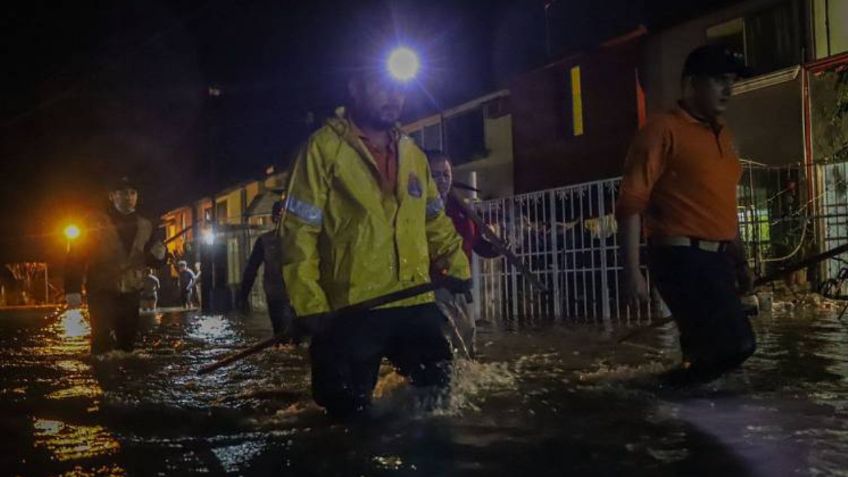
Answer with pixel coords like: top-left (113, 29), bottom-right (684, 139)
top-left (309, 303), bottom-right (452, 419)
top-left (88, 291), bottom-right (142, 354)
top-left (649, 246), bottom-right (756, 382)
top-left (267, 297), bottom-right (294, 335)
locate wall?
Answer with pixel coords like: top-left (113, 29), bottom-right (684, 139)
top-left (161, 206), bottom-right (194, 256)
top-left (510, 40), bottom-right (642, 192)
top-left (244, 182), bottom-right (260, 213)
top-left (454, 113), bottom-right (514, 198)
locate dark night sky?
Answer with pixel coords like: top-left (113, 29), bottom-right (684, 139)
top-left (0, 0), bottom-right (737, 262)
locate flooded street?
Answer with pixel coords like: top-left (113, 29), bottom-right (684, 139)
top-left (2, 304), bottom-right (848, 476)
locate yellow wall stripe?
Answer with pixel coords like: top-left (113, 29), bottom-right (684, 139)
top-left (570, 66), bottom-right (584, 136)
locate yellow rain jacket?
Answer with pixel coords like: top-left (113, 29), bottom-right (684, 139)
top-left (280, 109), bottom-right (470, 316)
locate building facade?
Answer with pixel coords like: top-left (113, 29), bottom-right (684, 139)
top-left (402, 90), bottom-right (514, 199)
top-left (160, 170), bottom-right (288, 310)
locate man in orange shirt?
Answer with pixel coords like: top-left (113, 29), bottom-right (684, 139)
top-left (616, 45), bottom-right (755, 385)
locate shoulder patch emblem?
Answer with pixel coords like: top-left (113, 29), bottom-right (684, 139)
top-left (408, 172), bottom-right (423, 198)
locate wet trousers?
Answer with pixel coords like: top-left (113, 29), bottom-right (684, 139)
top-left (649, 245), bottom-right (757, 382)
top-left (266, 297), bottom-right (294, 335)
top-left (88, 291), bottom-right (141, 354)
top-left (309, 303), bottom-right (452, 419)
top-left (434, 288), bottom-right (476, 358)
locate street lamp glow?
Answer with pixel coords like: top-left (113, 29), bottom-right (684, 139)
top-left (202, 229), bottom-right (215, 246)
top-left (63, 224), bottom-right (81, 241)
top-left (387, 47), bottom-right (420, 82)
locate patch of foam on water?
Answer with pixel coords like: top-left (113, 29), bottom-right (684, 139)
top-left (646, 447), bottom-right (689, 463)
top-left (578, 361), bottom-right (670, 384)
top-left (92, 350), bottom-right (153, 362)
top-left (574, 360), bottom-right (675, 398)
top-left (372, 455), bottom-right (413, 471)
top-left (432, 359), bottom-right (517, 416)
top-left (250, 401), bottom-right (324, 428)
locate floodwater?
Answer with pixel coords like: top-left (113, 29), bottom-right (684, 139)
top-left (2, 302), bottom-right (848, 476)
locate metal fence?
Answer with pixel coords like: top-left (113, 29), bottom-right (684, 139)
top-left (736, 161), bottom-right (810, 278)
top-left (819, 160), bottom-right (848, 291)
top-left (471, 160), bottom-right (848, 325)
top-left (472, 177), bottom-right (659, 327)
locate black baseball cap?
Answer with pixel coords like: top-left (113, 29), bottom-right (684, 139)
top-left (109, 175), bottom-right (138, 192)
top-left (682, 45), bottom-right (750, 79)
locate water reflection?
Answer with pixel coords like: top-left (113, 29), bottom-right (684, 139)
top-left (59, 309), bottom-right (90, 339)
top-left (32, 418), bottom-right (120, 462)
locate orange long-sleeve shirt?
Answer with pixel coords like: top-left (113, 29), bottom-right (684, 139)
top-left (351, 120), bottom-right (398, 195)
top-left (615, 106), bottom-right (742, 241)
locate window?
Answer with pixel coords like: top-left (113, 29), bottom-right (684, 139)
top-left (422, 123), bottom-right (443, 151)
top-left (445, 109), bottom-right (487, 165)
top-left (409, 129), bottom-right (423, 148)
top-left (706, 1), bottom-right (802, 76)
top-left (814, 0), bottom-right (848, 59)
top-left (706, 18), bottom-right (746, 59)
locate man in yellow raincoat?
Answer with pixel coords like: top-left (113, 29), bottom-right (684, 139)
top-left (280, 48), bottom-right (470, 419)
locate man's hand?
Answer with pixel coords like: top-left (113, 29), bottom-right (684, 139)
top-left (65, 293), bottom-right (82, 309)
top-left (623, 270), bottom-right (650, 307)
top-left (150, 241), bottom-right (167, 261)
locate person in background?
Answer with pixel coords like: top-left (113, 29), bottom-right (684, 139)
top-left (616, 45), bottom-right (756, 386)
top-left (192, 262), bottom-right (202, 308)
top-left (64, 176), bottom-right (167, 353)
top-left (237, 201), bottom-right (295, 335)
top-left (176, 261), bottom-right (196, 309)
top-left (426, 150), bottom-right (502, 357)
top-left (141, 268), bottom-right (160, 311)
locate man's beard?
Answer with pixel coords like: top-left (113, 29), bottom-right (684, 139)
top-left (373, 114), bottom-right (398, 129)
top-left (114, 203), bottom-right (136, 215)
